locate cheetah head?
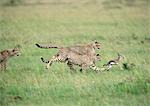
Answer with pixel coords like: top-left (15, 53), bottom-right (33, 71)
top-left (93, 41), bottom-right (101, 49)
top-left (10, 48), bottom-right (21, 57)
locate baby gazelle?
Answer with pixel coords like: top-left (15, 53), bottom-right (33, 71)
top-left (103, 53), bottom-right (124, 71)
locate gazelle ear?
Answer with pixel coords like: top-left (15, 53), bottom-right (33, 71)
top-left (117, 53), bottom-right (125, 59)
top-left (117, 53), bottom-right (120, 56)
top-left (118, 53), bottom-right (123, 57)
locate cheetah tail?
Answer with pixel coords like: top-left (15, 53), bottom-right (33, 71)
top-left (35, 43), bottom-right (61, 49)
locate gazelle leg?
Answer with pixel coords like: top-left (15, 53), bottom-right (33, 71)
top-left (89, 65), bottom-right (101, 72)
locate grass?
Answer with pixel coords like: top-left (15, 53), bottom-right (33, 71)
top-left (0, 0), bottom-right (150, 106)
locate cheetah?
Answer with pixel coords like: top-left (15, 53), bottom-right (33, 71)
top-left (35, 41), bottom-right (101, 72)
top-left (0, 48), bottom-right (20, 70)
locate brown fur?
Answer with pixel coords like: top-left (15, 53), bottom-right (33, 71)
top-left (36, 41), bottom-right (101, 71)
top-left (0, 48), bottom-right (20, 70)
top-left (35, 41), bottom-right (101, 55)
top-left (103, 53), bottom-right (124, 71)
top-left (67, 53), bottom-right (101, 72)
top-left (41, 53), bottom-right (101, 72)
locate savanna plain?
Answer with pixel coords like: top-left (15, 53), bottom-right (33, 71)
top-left (0, 0), bottom-right (150, 106)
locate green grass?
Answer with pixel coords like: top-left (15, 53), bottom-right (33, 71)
top-left (0, 0), bottom-right (150, 106)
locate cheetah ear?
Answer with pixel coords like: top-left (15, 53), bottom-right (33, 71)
top-left (91, 40), bottom-right (97, 43)
top-left (94, 40), bottom-right (98, 44)
top-left (95, 41), bottom-right (98, 44)
top-left (117, 53), bottom-right (124, 59)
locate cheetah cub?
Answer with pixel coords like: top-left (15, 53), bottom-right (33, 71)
top-left (0, 48), bottom-right (20, 70)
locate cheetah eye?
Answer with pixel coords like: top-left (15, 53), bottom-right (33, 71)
top-left (12, 49), bottom-right (15, 52)
top-left (95, 41), bottom-right (98, 44)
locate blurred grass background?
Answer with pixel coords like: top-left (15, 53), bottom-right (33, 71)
top-left (0, 0), bottom-right (150, 106)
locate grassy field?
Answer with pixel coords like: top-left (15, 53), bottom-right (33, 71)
top-left (0, 0), bottom-right (150, 106)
